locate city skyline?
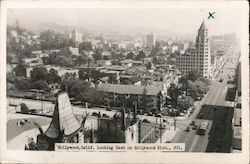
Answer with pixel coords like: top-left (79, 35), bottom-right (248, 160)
top-left (7, 8), bottom-right (241, 37)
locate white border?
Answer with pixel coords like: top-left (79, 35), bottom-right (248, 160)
top-left (0, 1), bottom-right (249, 163)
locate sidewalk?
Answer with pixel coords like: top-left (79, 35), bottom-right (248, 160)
top-left (155, 126), bottom-right (179, 143)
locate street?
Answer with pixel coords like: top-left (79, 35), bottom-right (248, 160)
top-left (172, 49), bottom-right (240, 152)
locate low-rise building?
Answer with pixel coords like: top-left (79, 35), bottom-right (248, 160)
top-left (96, 60), bottom-right (112, 66)
top-left (69, 47), bottom-right (80, 56)
top-left (97, 83), bottom-right (162, 112)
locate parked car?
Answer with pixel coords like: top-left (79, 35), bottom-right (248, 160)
top-left (142, 119), bottom-right (150, 123)
top-left (102, 113), bottom-right (109, 118)
top-left (192, 125), bottom-right (198, 130)
top-left (106, 108), bottom-right (112, 111)
top-left (92, 112), bottom-right (100, 117)
top-left (190, 121), bottom-right (195, 126)
top-left (185, 126), bottom-right (190, 132)
top-left (155, 114), bottom-right (162, 117)
top-left (147, 112), bottom-right (153, 116)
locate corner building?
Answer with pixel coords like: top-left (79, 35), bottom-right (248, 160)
top-left (176, 20), bottom-right (211, 78)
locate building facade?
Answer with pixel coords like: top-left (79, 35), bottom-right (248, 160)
top-left (97, 83), bottom-right (162, 112)
top-left (69, 29), bottom-right (82, 44)
top-left (176, 20), bottom-right (211, 78)
top-left (146, 33), bottom-right (155, 48)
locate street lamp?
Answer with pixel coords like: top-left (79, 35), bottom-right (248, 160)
top-left (30, 89), bottom-right (44, 114)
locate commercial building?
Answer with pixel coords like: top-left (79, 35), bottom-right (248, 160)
top-left (146, 33), bottom-right (155, 48)
top-left (69, 29), bottom-right (82, 44)
top-left (176, 20), bottom-right (211, 78)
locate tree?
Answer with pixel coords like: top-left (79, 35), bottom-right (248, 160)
top-left (31, 80), bottom-right (50, 92)
top-left (7, 55), bottom-right (13, 64)
top-left (187, 70), bottom-right (201, 82)
top-left (79, 68), bottom-right (89, 81)
top-left (194, 80), bottom-right (209, 94)
top-left (46, 68), bottom-right (61, 84)
top-left (152, 56), bottom-right (158, 64)
top-left (126, 51), bottom-right (135, 59)
top-left (13, 63), bottom-right (26, 77)
top-left (40, 30), bottom-right (72, 50)
top-left (79, 41), bottom-right (93, 52)
top-left (103, 55), bottom-right (109, 60)
top-left (187, 81), bottom-right (200, 100)
top-left (199, 77), bottom-right (211, 86)
top-left (179, 75), bottom-right (189, 95)
top-left (167, 83), bottom-right (181, 107)
top-left (146, 62), bottom-right (152, 69)
top-left (30, 67), bottom-right (48, 82)
top-left (60, 47), bottom-right (71, 56)
top-left (60, 78), bottom-right (94, 103)
top-left (135, 50), bottom-right (146, 60)
top-left (76, 55), bottom-right (87, 66)
top-left (177, 96), bottom-right (194, 112)
top-left (15, 78), bottom-right (32, 91)
top-left (93, 48), bottom-right (103, 61)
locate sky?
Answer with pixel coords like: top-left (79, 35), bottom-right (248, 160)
top-left (7, 8), bottom-right (242, 36)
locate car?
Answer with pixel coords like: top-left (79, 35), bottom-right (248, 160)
top-left (92, 112), bottom-right (101, 117)
top-left (142, 119), bottom-right (150, 123)
top-left (102, 113), bottom-right (109, 118)
top-left (105, 108), bottom-right (112, 111)
top-left (192, 125), bottom-right (198, 130)
top-left (190, 121), bottom-right (195, 126)
top-left (147, 112), bottom-right (153, 116)
top-left (185, 127), bottom-right (190, 132)
top-left (155, 114), bottom-right (162, 117)
top-left (196, 97), bottom-right (201, 101)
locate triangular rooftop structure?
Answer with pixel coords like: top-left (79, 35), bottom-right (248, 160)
top-left (175, 68), bottom-right (182, 75)
top-left (45, 93), bottom-right (81, 139)
top-left (199, 19), bottom-right (208, 31)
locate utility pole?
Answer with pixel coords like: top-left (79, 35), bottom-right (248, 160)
top-left (160, 115), bottom-right (162, 143)
top-left (174, 117), bottom-right (176, 131)
top-left (87, 58), bottom-right (90, 81)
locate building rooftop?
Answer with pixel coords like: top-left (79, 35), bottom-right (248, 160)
top-left (45, 93), bottom-right (81, 138)
top-left (97, 83), bottom-right (161, 96)
top-left (199, 19), bottom-right (208, 31)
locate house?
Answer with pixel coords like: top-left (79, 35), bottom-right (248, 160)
top-left (96, 60), bottom-right (112, 66)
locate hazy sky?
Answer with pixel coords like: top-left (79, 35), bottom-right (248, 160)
top-left (7, 8), bottom-right (242, 36)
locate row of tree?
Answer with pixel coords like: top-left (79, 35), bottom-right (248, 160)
top-left (167, 71), bottom-right (211, 113)
top-left (13, 67), bottom-right (61, 92)
top-left (126, 50), bottom-right (146, 60)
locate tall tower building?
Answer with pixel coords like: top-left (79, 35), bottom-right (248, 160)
top-left (69, 29), bottom-right (82, 44)
top-left (146, 33), bottom-right (155, 48)
top-left (176, 20), bottom-right (211, 78)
